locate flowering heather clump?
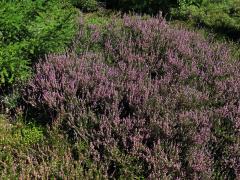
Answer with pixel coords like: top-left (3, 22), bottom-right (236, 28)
top-left (24, 15), bottom-right (240, 179)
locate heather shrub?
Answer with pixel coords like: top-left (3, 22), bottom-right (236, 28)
top-left (0, 0), bottom-right (77, 87)
top-left (24, 15), bottom-right (240, 179)
top-left (74, 23), bottom-right (104, 54)
top-left (73, 12), bottom-right (115, 54)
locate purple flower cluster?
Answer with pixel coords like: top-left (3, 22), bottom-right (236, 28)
top-left (24, 15), bottom-right (240, 178)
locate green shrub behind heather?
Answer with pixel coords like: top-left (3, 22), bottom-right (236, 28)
top-left (104, 0), bottom-right (178, 15)
top-left (71, 0), bottom-right (99, 12)
top-left (0, 0), bottom-right (77, 86)
top-left (172, 0), bottom-right (240, 40)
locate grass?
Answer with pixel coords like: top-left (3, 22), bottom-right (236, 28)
top-left (0, 115), bottom-right (103, 179)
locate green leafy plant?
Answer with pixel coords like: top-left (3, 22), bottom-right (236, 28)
top-left (0, 0), bottom-right (77, 87)
top-left (172, 0), bottom-right (240, 40)
top-left (105, 0), bottom-right (178, 15)
top-left (71, 0), bottom-right (99, 12)
top-left (0, 116), bottom-right (44, 147)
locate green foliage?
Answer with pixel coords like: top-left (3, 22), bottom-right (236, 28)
top-left (172, 0), bottom-right (240, 40)
top-left (105, 0), bottom-right (178, 15)
top-left (0, 115), bottom-right (103, 179)
top-left (0, 0), bottom-right (77, 86)
top-left (71, 0), bottom-right (99, 12)
top-left (0, 43), bottom-right (30, 85)
top-left (0, 116), bottom-right (44, 147)
top-left (84, 13), bottom-right (110, 26)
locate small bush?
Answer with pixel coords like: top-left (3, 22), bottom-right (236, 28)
top-left (0, 0), bottom-right (77, 87)
top-left (172, 0), bottom-right (240, 40)
top-left (24, 15), bottom-right (240, 179)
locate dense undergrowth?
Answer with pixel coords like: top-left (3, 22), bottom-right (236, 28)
top-left (0, 0), bottom-right (240, 179)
